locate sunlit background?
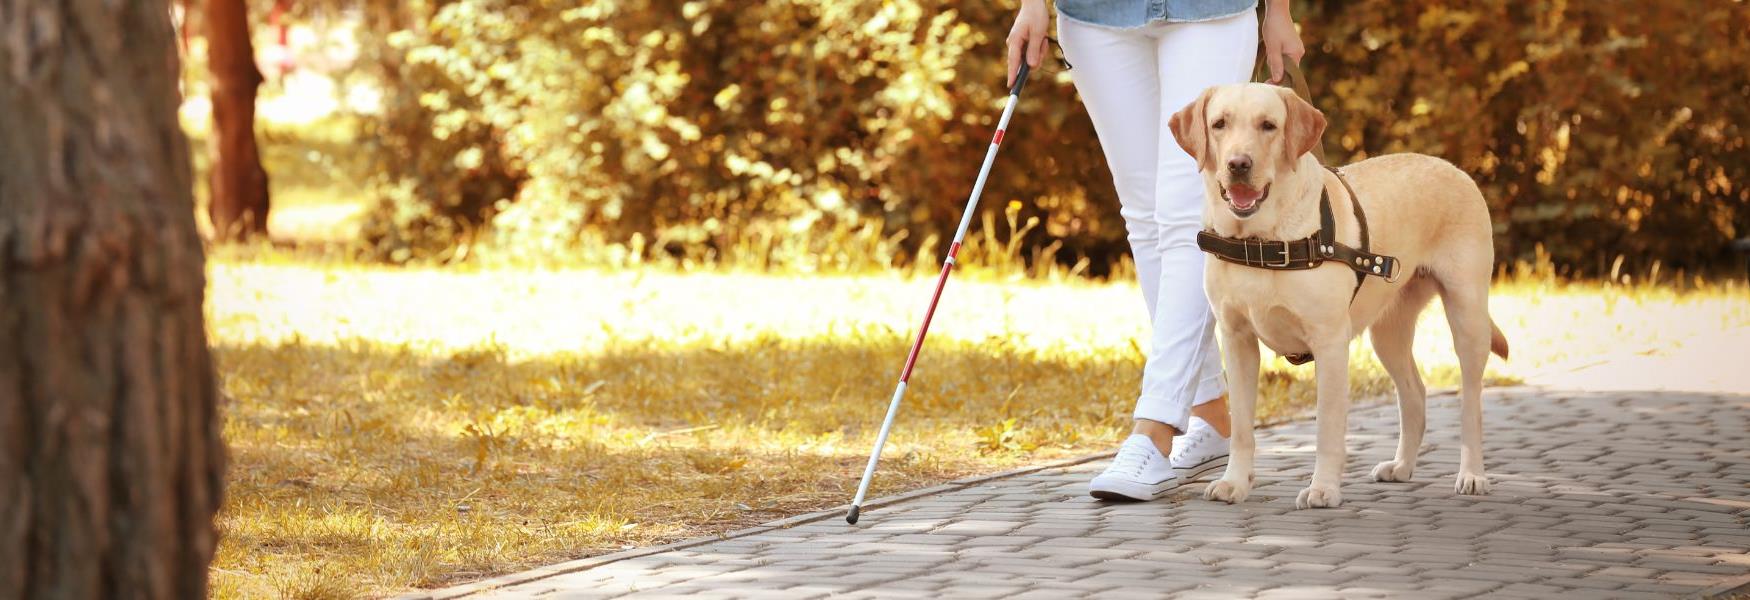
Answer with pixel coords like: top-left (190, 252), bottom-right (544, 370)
top-left (175, 1), bottom-right (1750, 597)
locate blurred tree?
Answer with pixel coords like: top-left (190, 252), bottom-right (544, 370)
top-left (1300, 0), bottom-right (1750, 274)
top-left (205, 0), bottom-right (273, 240)
top-left (329, 0), bottom-right (1748, 276)
top-left (0, 0), bottom-right (225, 597)
top-left (346, 0), bottom-right (1117, 268)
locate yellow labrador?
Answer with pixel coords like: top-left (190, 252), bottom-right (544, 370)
top-left (1168, 83), bottom-right (1509, 509)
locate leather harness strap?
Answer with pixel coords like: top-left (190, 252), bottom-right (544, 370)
top-left (1195, 167), bottom-right (1402, 365)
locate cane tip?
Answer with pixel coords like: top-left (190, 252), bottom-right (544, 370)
top-left (845, 505), bottom-right (861, 524)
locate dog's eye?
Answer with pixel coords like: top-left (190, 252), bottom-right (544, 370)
top-left (1261, 121), bottom-right (1278, 131)
top-left (1212, 118), bottom-right (1227, 130)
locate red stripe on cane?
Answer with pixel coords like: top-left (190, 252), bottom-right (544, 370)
top-left (898, 261), bottom-right (954, 383)
top-left (992, 130), bottom-right (1005, 145)
top-left (948, 242), bottom-right (962, 258)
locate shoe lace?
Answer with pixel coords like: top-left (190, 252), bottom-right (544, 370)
top-left (1170, 430), bottom-right (1208, 464)
top-left (1110, 441), bottom-right (1154, 476)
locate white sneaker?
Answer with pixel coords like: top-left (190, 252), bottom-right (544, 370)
top-left (1170, 417), bottom-right (1230, 482)
top-left (1089, 434), bottom-right (1179, 501)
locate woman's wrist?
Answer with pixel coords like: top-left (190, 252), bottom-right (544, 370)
top-left (1265, 0), bottom-right (1292, 20)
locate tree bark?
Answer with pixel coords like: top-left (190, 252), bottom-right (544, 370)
top-left (205, 0), bottom-right (271, 241)
top-left (0, 1), bottom-right (226, 599)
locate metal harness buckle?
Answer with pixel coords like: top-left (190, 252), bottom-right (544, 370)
top-left (1265, 240), bottom-right (1291, 268)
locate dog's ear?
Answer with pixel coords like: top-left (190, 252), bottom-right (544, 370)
top-left (1169, 87), bottom-right (1217, 172)
top-left (1275, 86), bottom-right (1327, 169)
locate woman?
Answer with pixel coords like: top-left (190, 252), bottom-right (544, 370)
top-left (1006, 0), bottom-right (1306, 500)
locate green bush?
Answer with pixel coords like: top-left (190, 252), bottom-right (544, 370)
top-left (354, 0), bottom-right (1750, 276)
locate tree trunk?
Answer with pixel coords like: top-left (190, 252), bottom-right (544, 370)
top-left (205, 0), bottom-right (271, 241)
top-left (0, 1), bottom-right (226, 599)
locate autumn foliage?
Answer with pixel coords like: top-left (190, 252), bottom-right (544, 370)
top-left (352, 0), bottom-right (1750, 276)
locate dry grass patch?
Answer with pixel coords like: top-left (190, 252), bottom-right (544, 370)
top-left (205, 260), bottom-right (1745, 597)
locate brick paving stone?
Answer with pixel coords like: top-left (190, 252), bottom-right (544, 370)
top-left (1721, 554), bottom-right (1750, 567)
top-left (1130, 548), bottom-right (1216, 564)
top-left (1193, 547), bottom-right (1275, 561)
top-left (1216, 558), bottom-right (1278, 570)
top-left (957, 534), bottom-right (1045, 548)
top-left (1626, 581), bottom-right (1714, 593)
top-left (1112, 540), bottom-right (1202, 554)
top-left (1637, 559), bottom-right (1746, 574)
top-left (1012, 525), bottom-right (1095, 538)
top-left (1603, 593), bottom-right (1698, 600)
top-left (1042, 546), bottom-right (1139, 561)
top-left (1011, 588), bottom-right (1101, 600)
top-left (914, 585), bottom-right (1026, 599)
top-left (1092, 558), bottom-right (1181, 573)
top-left (1423, 578), bottom-right (1507, 595)
top-left (958, 563), bottom-right (1088, 580)
top-left (1334, 586), bottom-right (1449, 600)
top-left (415, 389), bottom-right (1750, 599)
top-left (1256, 588), bottom-right (1353, 599)
top-left (1419, 567), bottom-right (1541, 584)
top-left (534, 591), bottom-right (621, 600)
top-left (1700, 533), bottom-right (1750, 546)
top-left (1266, 550), bottom-right (1355, 566)
top-left (833, 590), bottom-right (933, 600)
top-left (1276, 561), bottom-right (1339, 575)
top-left (1661, 570), bottom-right (1738, 588)
top-left (1031, 536), bottom-right (1124, 549)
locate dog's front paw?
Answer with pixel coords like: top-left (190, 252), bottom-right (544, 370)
top-left (1454, 472), bottom-right (1490, 495)
top-left (1204, 478), bottom-right (1251, 504)
top-left (1295, 485), bottom-right (1343, 509)
top-left (1370, 460), bottom-right (1415, 482)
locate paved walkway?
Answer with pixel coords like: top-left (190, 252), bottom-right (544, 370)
top-left (410, 387), bottom-right (1750, 599)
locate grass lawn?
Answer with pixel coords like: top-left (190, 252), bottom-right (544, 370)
top-left (204, 258), bottom-right (1748, 598)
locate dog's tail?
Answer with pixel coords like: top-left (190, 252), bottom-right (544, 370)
top-left (1489, 319), bottom-right (1509, 360)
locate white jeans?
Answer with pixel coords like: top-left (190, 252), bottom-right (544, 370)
top-left (1057, 10), bottom-right (1259, 433)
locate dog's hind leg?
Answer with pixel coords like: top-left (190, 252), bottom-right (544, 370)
top-left (1368, 277), bottom-right (1437, 483)
top-left (1437, 275), bottom-right (1493, 496)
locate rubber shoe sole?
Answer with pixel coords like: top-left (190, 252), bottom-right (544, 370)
top-left (1088, 474), bottom-right (1180, 501)
top-left (1174, 453), bottom-right (1229, 482)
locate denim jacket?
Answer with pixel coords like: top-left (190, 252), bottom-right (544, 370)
top-left (1057, 0), bottom-right (1257, 28)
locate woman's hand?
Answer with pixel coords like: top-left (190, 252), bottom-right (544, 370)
top-left (1261, 0), bottom-right (1305, 84)
top-left (1007, 0), bottom-right (1049, 88)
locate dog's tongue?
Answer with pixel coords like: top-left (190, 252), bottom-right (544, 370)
top-left (1228, 183), bottom-right (1263, 209)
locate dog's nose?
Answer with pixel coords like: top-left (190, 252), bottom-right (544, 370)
top-left (1227, 155), bottom-right (1253, 176)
